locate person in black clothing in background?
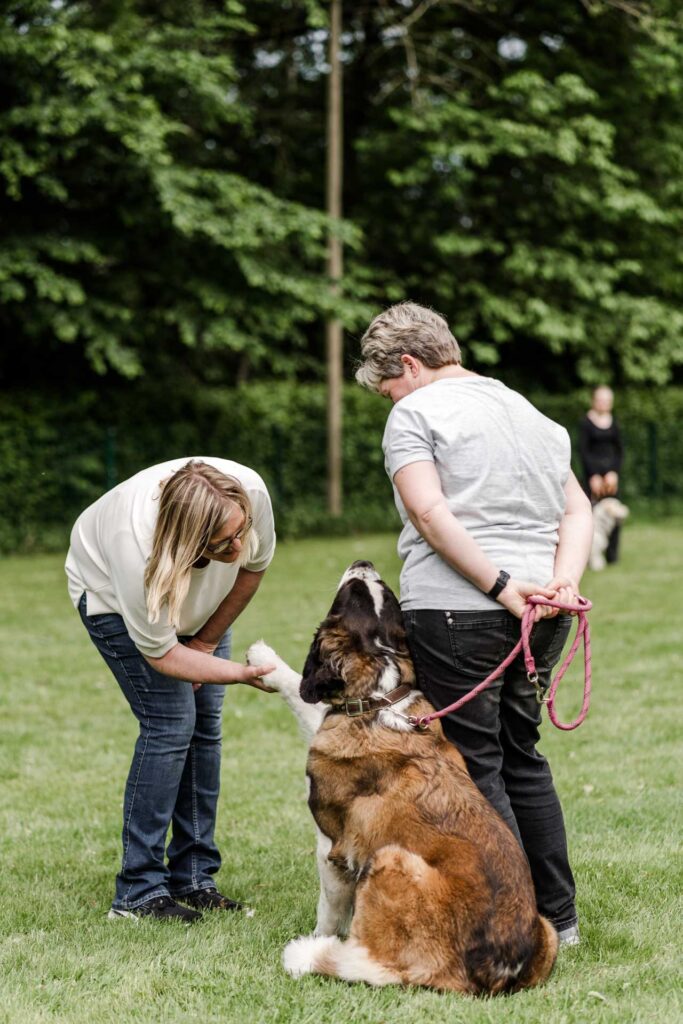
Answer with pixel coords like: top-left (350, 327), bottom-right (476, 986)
top-left (579, 385), bottom-right (624, 564)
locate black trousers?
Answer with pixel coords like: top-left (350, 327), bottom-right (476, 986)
top-left (404, 608), bottom-right (577, 931)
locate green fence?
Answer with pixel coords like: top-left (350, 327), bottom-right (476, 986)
top-left (1, 382), bottom-right (681, 554)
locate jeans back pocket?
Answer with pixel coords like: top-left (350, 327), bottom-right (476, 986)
top-left (445, 611), bottom-right (512, 680)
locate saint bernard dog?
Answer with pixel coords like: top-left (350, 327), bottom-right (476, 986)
top-left (248, 560), bottom-right (558, 995)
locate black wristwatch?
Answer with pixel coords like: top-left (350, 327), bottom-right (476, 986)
top-left (487, 570), bottom-right (510, 600)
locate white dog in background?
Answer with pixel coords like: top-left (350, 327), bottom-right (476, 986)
top-left (590, 497), bottom-right (629, 570)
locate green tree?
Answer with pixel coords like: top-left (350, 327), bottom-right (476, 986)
top-left (233, 0), bottom-right (683, 387)
top-left (2, 1), bottom-right (682, 389)
top-left (0, 0), bottom-right (366, 385)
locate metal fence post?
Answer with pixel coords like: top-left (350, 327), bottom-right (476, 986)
top-left (272, 423), bottom-right (285, 511)
top-left (647, 421), bottom-right (659, 497)
top-left (105, 425), bottom-right (118, 492)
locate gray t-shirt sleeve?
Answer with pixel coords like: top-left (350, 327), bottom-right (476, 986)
top-left (383, 402), bottom-right (435, 480)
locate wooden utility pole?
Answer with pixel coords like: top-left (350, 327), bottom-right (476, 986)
top-left (326, 0), bottom-right (343, 516)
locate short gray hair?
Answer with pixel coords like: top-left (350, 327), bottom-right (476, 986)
top-left (355, 302), bottom-right (461, 392)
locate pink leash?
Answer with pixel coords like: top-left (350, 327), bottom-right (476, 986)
top-left (408, 596), bottom-right (593, 732)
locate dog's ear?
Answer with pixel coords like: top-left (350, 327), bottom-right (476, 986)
top-left (379, 584), bottom-right (410, 656)
top-left (300, 631), bottom-right (344, 705)
top-left (300, 664), bottom-right (345, 704)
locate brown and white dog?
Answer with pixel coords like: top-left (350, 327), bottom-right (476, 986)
top-left (248, 560), bottom-right (558, 994)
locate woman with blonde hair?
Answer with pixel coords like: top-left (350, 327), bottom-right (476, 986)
top-left (579, 385), bottom-right (625, 564)
top-left (66, 458), bottom-right (276, 923)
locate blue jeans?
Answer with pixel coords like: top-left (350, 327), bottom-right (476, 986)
top-left (404, 609), bottom-right (577, 931)
top-left (79, 594), bottom-right (229, 910)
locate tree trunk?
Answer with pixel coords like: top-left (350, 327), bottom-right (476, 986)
top-left (326, 0), bottom-right (343, 517)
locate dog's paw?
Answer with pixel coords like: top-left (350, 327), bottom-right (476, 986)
top-left (246, 640), bottom-right (297, 692)
top-left (247, 640), bottom-right (279, 668)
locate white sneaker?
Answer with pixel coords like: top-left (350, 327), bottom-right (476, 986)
top-left (557, 923), bottom-right (580, 946)
top-left (107, 908), bottom-right (140, 922)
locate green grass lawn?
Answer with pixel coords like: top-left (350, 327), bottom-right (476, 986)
top-left (0, 523), bottom-right (681, 1023)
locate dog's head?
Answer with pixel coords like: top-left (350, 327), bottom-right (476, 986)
top-left (596, 497), bottom-right (630, 523)
top-left (300, 560), bottom-right (415, 705)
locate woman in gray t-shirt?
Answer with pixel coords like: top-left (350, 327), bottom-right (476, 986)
top-left (356, 302), bottom-right (593, 948)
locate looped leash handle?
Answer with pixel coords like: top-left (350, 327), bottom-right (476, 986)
top-left (524, 596), bottom-right (593, 731)
top-left (527, 595), bottom-right (593, 614)
top-left (412, 595), bottom-right (593, 732)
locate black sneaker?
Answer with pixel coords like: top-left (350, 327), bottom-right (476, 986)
top-left (107, 895), bottom-right (203, 924)
top-left (179, 887), bottom-right (244, 912)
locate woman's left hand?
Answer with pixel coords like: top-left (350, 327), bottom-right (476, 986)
top-left (186, 636), bottom-right (217, 656)
top-left (497, 579), bottom-right (558, 620)
top-left (542, 576), bottom-right (580, 617)
top-left (186, 636), bottom-right (218, 690)
top-left (589, 473), bottom-right (605, 499)
top-left (604, 471), bottom-right (619, 495)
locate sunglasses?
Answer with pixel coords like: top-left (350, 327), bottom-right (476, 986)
top-left (205, 514), bottom-right (252, 556)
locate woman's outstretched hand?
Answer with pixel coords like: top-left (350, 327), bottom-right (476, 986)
top-left (183, 637), bottom-right (276, 692)
top-left (215, 659), bottom-right (277, 692)
top-left (147, 637), bottom-right (276, 691)
top-left (234, 661), bottom-right (277, 692)
top-left (190, 661), bottom-right (277, 693)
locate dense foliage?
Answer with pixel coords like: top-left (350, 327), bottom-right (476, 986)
top-left (0, 0), bottom-right (368, 387)
top-left (237, 0), bottom-right (683, 388)
top-left (2, 382), bottom-right (681, 553)
top-left (1, 1), bottom-right (682, 390)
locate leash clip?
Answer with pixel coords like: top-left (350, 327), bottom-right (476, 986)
top-left (408, 715), bottom-right (430, 732)
top-left (527, 670), bottom-right (549, 704)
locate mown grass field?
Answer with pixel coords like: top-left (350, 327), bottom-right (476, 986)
top-left (0, 522), bottom-right (681, 1023)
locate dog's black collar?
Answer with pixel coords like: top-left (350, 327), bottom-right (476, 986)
top-left (328, 685), bottom-right (414, 719)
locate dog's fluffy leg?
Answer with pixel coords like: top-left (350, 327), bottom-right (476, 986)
top-left (590, 550), bottom-right (606, 571)
top-left (313, 828), bottom-right (355, 937)
top-left (247, 640), bottom-right (326, 743)
top-left (283, 935), bottom-right (400, 985)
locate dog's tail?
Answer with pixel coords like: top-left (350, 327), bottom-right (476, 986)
top-left (512, 915), bottom-right (559, 991)
top-left (283, 934), bottom-right (400, 987)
